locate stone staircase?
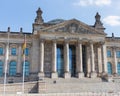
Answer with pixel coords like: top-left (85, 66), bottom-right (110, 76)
top-left (44, 77), bottom-right (120, 93)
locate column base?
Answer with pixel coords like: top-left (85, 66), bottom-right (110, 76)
top-left (77, 72), bottom-right (84, 78)
top-left (87, 73), bottom-right (90, 78)
top-left (64, 72), bottom-right (71, 79)
top-left (38, 72), bottom-right (44, 80)
top-left (102, 72), bottom-right (108, 77)
top-left (51, 72), bottom-right (58, 79)
top-left (97, 73), bottom-right (102, 77)
top-left (90, 72), bottom-right (97, 78)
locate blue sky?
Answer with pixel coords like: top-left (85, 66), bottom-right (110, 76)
top-left (0, 0), bottom-right (120, 36)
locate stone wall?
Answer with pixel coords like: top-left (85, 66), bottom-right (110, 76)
top-left (0, 81), bottom-right (45, 94)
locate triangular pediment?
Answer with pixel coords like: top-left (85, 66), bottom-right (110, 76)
top-left (41, 19), bottom-right (106, 35)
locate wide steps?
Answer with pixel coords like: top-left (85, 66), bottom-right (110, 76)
top-left (44, 78), bottom-right (120, 93)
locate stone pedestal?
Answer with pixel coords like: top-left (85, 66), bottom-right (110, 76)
top-left (90, 72), bottom-right (97, 78)
top-left (38, 72), bottom-right (44, 80)
top-left (77, 72), bottom-right (84, 78)
top-left (51, 72), bottom-right (58, 79)
top-left (87, 73), bottom-right (90, 78)
top-left (64, 72), bottom-right (70, 79)
top-left (102, 72), bottom-right (108, 77)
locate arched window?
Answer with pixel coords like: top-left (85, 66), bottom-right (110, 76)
top-left (23, 61), bottom-right (29, 76)
top-left (0, 61), bottom-right (3, 76)
top-left (117, 62), bottom-right (120, 75)
top-left (107, 62), bottom-right (112, 75)
top-left (9, 61), bottom-right (17, 76)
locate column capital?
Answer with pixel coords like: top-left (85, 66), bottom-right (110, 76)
top-left (77, 40), bottom-right (82, 44)
top-left (40, 39), bottom-right (45, 43)
top-left (52, 39), bottom-right (57, 43)
top-left (64, 39), bottom-right (69, 44)
top-left (89, 40), bottom-right (94, 44)
top-left (111, 46), bottom-right (117, 50)
top-left (100, 41), bottom-right (105, 45)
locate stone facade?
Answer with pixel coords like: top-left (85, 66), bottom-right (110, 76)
top-left (0, 8), bottom-right (120, 94)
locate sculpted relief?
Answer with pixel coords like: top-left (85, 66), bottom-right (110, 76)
top-left (47, 22), bottom-right (96, 34)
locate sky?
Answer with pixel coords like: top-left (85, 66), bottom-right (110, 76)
top-left (0, 0), bottom-right (120, 37)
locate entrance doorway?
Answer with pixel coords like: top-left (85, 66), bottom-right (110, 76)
top-left (69, 45), bottom-right (76, 77)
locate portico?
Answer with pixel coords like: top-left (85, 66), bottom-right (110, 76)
top-left (38, 36), bottom-right (107, 79)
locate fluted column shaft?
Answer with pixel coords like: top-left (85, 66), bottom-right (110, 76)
top-left (52, 40), bottom-right (57, 72)
top-left (64, 41), bottom-right (69, 72)
top-left (64, 40), bottom-right (70, 78)
top-left (97, 45), bottom-right (102, 75)
top-left (102, 43), bottom-right (107, 73)
top-left (90, 42), bottom-right (95, 72)
top-left (77, 41), bottom-right (84, 78)
top-left (39, 40), bottom-right (44, 73)
top-left (77, 41), bottom-right (83, 72)
top-left (51, 40), bottom-right (58, 78)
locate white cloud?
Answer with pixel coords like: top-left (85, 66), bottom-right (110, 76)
top-left (73, 0), bottom-right (111, 6)
top-left (103, 16), bottom-right (120, 26)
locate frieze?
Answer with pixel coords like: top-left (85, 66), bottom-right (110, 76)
top-left (46, 24), bottom-right (96, 35)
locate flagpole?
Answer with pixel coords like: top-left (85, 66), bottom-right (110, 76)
top-left (3, 28), bottom-right (10, 95)
top-left (22, 34), bottom-right (26, 94)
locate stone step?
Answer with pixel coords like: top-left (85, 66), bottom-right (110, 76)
top-left (46, 83), bottom-right (120, 93)
top-left (44, 78), bottom-right (120, 93)
top-left (45, 77), bottom-right (102, 84)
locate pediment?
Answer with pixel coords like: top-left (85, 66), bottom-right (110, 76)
top-left (41, 19), bottom-right (106, 35)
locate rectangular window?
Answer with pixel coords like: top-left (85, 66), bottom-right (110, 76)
top-left (11, 48), bottom-right (16, 56)
top-left (0, 47), bottom-right (3, 55)
top-left (107, 50), bottom-right (111, 57)
top-left (116, 51), bottom-right (120, 58)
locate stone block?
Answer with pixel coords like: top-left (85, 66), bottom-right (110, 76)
top-left (51, 72), bottom-right (58, 79)
top-left (90, 72), bottom-right (97, 78)
top-left (77, 72), bottom-right (84, 78)
top-left (38, 72), bottom-right (44, 80)
top-left (64, 72), bottom-right (71, 79)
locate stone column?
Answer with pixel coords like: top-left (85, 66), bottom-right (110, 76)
top-left (17, 43), bottom-right (22, 76)
top-left (101, 42), bottom-right (107, 75)
top-left (90, 41), bottom-right (97, 78)
top-left (86, 44), bottom-right (91, 77)
top-left (113, 47), bottom-right (117, 75)
top-left (64, 40), bottom-right (70, 78)
top-left (97, 44), bottom-right (102, 76)
top-left (38, 39), bottom-right (44, 80)
top-left (77, 40), bottom-right (84, 78)
top-left (51, 40), bottom-right (58, 78)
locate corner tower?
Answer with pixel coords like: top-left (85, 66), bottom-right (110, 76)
top-left (94, 12), bottom-right (105, 32)
top-left (33, 8), bottom-right (44, 34)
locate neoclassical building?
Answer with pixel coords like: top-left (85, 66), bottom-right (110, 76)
top-left (0, 8), bottom-right (120, 83)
